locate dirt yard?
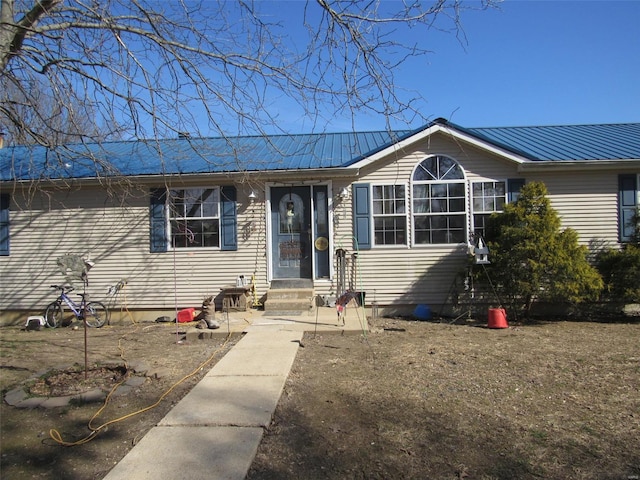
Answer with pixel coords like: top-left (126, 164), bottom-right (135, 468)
top-left (1, 317), bottom-right (639, 480)
top-left (0, 321), bottom-right (240, 479)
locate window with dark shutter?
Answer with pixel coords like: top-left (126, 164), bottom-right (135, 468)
top-left (352, 183), bottom-right (372, 250)
top-left (619, 174), bottom-right (639, 242)
top-left (149, 188), bottom-right (168, 253)
top-left (0, 193), bottom-right (9, 256)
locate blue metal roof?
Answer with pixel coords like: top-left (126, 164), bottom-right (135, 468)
top-left (467, 123), bottom-right (640, 161)
top-left (1, 121), bottom-right (638, 181)
top-left (0, 131), bottom-right (410, 181)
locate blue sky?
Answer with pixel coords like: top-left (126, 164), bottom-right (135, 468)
top-left (264, 0), bottom-right (640, 131)
top-left (404, 0), bottom-right (640, 128)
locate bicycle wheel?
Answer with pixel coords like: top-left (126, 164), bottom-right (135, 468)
top-left (85, 302), bottom-right (109, 328)
top-left (44, 302), bottom-right (63, 328)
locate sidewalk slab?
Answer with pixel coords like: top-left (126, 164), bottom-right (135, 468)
top-left (102, 425), bottom-right (263, 480)
top-left (158, 375), bottom-right (286, 428)
top-left (208, 330), bottom-right (301, 377)
top-left (231, 329), bottom-right (303, 348)
top-left (209, 346), bottom-right (299, 377)
top-left (103, 322), bottom-right (364, 479)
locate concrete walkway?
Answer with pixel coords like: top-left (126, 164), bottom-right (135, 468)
top-left (103, 307), bottom-right (367, 480)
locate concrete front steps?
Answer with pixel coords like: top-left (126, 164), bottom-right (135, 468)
top-left (263, 279), bottom-right (315, 315)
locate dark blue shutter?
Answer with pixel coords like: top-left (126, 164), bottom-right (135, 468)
top-left (149, 188), bottom-right (168, 253)
top-left (220, 186), bottom-right (237, 251)
top-left (0, 193), bottom-right (9, 256)
top-left (619, 174), bottom-right (638, 242)
top-left (352, 183), bottom-right (371, 250)
top-left (507, 178), bottom-right (526, 203)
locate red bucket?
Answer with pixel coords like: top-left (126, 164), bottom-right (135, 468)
top-left (177, 307), bottom-right (196, 323)
top-left (488, 308), bottom-right (508, 328)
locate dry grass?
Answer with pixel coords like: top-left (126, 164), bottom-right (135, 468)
top-left (248, 318), bottom-right (640, 480)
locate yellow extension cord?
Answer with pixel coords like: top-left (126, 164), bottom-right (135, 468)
top-left (49, 327), bottom-right (234, 447)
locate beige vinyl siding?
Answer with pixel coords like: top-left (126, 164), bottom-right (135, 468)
top-left (529, 171), bottom-right (620, 246)
top-left (346, 245), bottom-right (469, 307)
top-left (1, 185), bottom-right (270, 312)
top-left (331, 180), bottom-right (355, 251)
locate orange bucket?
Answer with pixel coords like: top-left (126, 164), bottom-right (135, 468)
top-left (487, 308), bottom-right (508, 328)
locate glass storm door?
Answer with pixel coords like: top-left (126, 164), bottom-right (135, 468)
top-left (313, 186), bottom-right (330, 279)
top-left (271, 186), bottom-right (312, 279)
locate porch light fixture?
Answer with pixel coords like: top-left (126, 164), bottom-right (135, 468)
top-left (248, 191), bottom-right (257, 203)
top-left (339, 187), bottom-right (349, 199)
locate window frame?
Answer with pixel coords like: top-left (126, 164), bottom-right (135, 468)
top-left (619, 173), bottom-right (640, 243)
top-left (411, 155), bottom-right (468, 246)
top-left (0, 193), bottom-right (9, 256)
top-left (471, 180), bottom-right (507, 239)
top-left (371, 183), bottom-right (408, 246)
top-left (167, 187), bottom-right (222, 250)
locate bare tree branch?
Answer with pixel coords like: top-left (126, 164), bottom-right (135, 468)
top-left (1, 0), bottom-right (499, 177)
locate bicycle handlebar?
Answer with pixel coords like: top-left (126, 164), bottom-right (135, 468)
top-left (50, 285), bottom-right (74, 293)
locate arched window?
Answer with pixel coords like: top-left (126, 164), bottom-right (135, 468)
top-left (412, 155), bottom-right (466, 244)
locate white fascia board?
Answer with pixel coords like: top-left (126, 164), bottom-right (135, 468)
top-left (518, 158), bottom-right (640, 173)
top-left (347, 124), bottom-right (532, 168)
top-left (2, 167), bottom-right (363, 187)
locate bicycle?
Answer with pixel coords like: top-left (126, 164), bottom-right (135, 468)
top-left (44, 285), bottom-right (109, 328)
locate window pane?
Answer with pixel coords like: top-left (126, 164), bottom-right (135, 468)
top-left (441, 161), bottom-right (464, 179)
top-left (431, 184), bottom-right (447, 197)
top-left (384, 199), bottom-right (394, 214)
top-left (414, 158), bottom-right (437, 180)
top-left (201, 189), bottom-right (219, 217)
top-left (414, 199), bottom-right (429, 213)
top-left (449, 183), bottom-right (465, 197)
top-left (450, 215), bottom-right (465, 229)
top-left (431, 199), bottom-right (447, 212)
top-left (449, 198), bottom-right (465, 212)
top-left (432, 229), bottom-right (447, 243)
top-left (449, 229), bottom-right (466, 243)
top-left (431, 216), bottom-right (447, 229)
top-left (483, 198), bottom-right (495, 211)
top-left (413, 184), bottom-right (428, 198)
